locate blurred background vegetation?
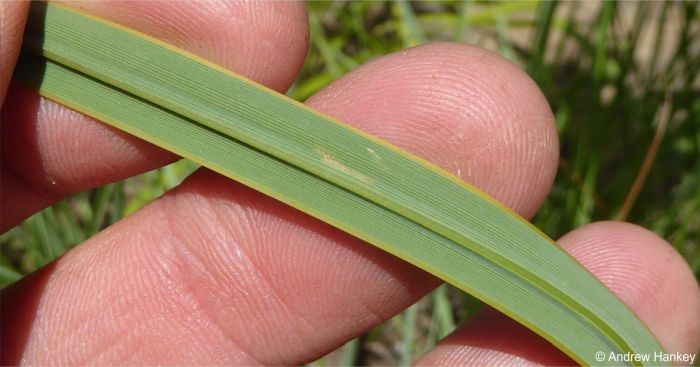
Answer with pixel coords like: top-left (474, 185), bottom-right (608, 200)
top-left (2, 1), bottom-right (698, 365)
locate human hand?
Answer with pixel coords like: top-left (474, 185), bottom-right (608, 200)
top-left (1, 1), bottom-right (699, 365)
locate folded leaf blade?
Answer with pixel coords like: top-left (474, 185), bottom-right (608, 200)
top-left (15, 3), bottom-right (666, 365)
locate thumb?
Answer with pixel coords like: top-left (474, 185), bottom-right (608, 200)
top-left (0, 0), bottom-right (29, 105)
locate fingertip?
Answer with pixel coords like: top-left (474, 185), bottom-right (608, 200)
top-left (415, 308), bottom-right (573, 366)
top-left (558, 221), bottom-right (700, 356)
top-left (307, 42), bottom-right (558, 218)
top-left (417, 221), bottom-right (699, 366)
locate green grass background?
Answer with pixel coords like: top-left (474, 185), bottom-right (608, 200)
top-left (2, 1), bottom-right (698, 365)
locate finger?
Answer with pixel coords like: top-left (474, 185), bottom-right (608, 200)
top-left (1, 43), bottom-right (559, 365)
top-left (1, 0), bottom-right (309, 230)
top-left (0, 0), bottom-right (28, 103)
top-left (416, 221), bottom-right (700, 366)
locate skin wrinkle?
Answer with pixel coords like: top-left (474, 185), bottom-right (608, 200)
top-left (263, 218), bottom-right (410, 329)
top-left (77, 248), bottom-right (161, 363)
top-left (124, 206), bottom-right (257, 365)
top-left (160, 188), bottom-right (310, 364)
top-left (95, 313), bottom-right (188, 364)
top-left (48, 220), bottom-right (215, 364)
top-left (28, 266), bottom-right (115, 364)
top-left (167, 246), bottom-right (261, 365)
top-left (76, 322), bottom-right (134, 365)
top-left (160, 171), bottom-right (434, 364)
top-left (183, 181), bottom-right (407, 363)
top-left (349, 272), bottom-right (421, 328)
top-left (208, 202), bottom-right (324, 362)
top-left (141, 232), bottom-right (220, 359)
top-left (64, 255), bottom-right (115, 362)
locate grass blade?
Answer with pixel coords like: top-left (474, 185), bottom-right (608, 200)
top-left (13, 3), bottom-right (667, 365)
top-left (394, 1), bottom-right (426, 47)
top-left (454, 0), bottom-right (472, 42)
top-left (339, 337), bottom-right (360, 367)
top-left (86, 183), bottom-right (117, 236)
top-left (593, 2), bottom-right (616, 84)
top-left (528, 0), bottom-right (557, 82)
top-left (431, 284), bottom-right (456, 339)
top-left (400, 303), bottom-right (418, 366)
top-left (496, 13), bottom-right (517, 62)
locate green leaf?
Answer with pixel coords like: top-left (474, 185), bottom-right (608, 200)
top-left (394, 1), bottom-right (426, 47)
top-left (14, 2), bottom-right (667, 365)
